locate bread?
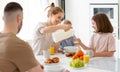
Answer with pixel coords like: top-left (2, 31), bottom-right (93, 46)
top-left (44, 58), bottom-right (53, 64)
top-left (52, 57), bottom-right (59, 63)
top-left (65, 52), bottom-right (75, 57)
top-left (44, 57), bottom-right (60, 64)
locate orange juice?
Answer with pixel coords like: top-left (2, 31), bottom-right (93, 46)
top-left (49, 46), bottom-right (54, 55)
top-left (83, 55), bottom-right (89, 63)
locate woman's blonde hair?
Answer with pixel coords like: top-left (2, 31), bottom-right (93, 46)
top-left (45, 2), bottom-right (64, 17)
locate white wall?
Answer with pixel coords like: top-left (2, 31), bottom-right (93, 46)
top-left (118, 0), bottom-right (120, 58)
top-left (65, 0), bottom-right (90, 45)
top-left (118, 0), bottom-right (120, 39)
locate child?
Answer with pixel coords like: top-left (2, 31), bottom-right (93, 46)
top-left (75, 13), bottom-right (116, 57)
top-left (55, 19), bottom-right (75, 52)
top-left (60, 20), bottom-right (75, 49)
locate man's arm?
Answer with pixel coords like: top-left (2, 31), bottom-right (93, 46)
top-left (26, 65), bottom-right (44, 72)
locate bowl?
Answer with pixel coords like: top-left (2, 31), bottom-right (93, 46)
top-left (64, 46), bottom-right (78, 53)
top-left (44, 65), bottom-right (64, 72)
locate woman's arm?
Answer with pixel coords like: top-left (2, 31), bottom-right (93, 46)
top-left (54, 42), bottom-right (60, 52)
top-left (40, 24), bottom-right (71, 34)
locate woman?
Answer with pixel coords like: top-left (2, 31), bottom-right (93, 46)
top-left (32, 3), bottom-right (71, 55)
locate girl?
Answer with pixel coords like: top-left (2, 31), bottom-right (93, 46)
top-left (75, 13), bottom-right (116, 57)
top-left (32, 3), bottom-right (71, 55)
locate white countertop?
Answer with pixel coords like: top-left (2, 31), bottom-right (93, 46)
top-left (35, 53), bottom-right (120, 72)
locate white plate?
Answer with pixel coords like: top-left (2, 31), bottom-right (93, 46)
top-left (64, 46), bottom-right (78, 53)
top-left (44, 62), bottom-right (61, 66)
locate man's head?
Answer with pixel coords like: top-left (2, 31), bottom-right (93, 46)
top-left (3, 2), bottom-right (23, 34)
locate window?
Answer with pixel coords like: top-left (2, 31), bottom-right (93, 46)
top-left (94, 8), bottom-right (114, 19)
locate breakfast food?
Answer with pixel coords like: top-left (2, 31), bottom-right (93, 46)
top-left (44, 57), bottom-right (60, 64)
top-left (44, 58), bottom-right (53, 64)
top-left (52, 57), bottom-right (59, 63)
top-left (70, 58), bottom-right (84, 68)
top-left (65, 52), bottom-right (75, 57)
top-left (76, 50), bottom-right (84, 57)
top-left (72, 50), bottom-right (84, 60)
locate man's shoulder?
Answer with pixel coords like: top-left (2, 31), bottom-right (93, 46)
top-left (0, 33), bottom-right (16, 41)
top-left (0, 33), bottom-right (26, 46)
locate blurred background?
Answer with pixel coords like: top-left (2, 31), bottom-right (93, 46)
top-left (0, 0), bottom-right (119, 58)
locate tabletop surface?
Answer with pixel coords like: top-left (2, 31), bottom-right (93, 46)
top-left (35, 53), bottom-right (120, 72)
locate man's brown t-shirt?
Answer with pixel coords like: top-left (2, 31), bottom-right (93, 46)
top-left (0, 33), bottom-right (39, 72)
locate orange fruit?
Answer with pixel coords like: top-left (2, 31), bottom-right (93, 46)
top-left (79, 56), bottom-right (83, 60)
top-left (72, 55), bottom-right (79, 60)
top-left (76, 50), bottom-right (84, 57)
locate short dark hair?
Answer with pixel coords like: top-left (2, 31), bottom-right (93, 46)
top-left (4, 2), bottom-right (23, 13)
top-left (92, 13), bottom-right (113, 33)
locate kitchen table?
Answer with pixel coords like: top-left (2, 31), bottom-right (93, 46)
top-left (35, 53), bottom-right (120, 72)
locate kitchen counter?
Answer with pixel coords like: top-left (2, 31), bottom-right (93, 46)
top-left (35, 53), bottom-right (120, 72)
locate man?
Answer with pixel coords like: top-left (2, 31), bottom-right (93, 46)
top-left (0, 2), bottom-right (43, 72)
